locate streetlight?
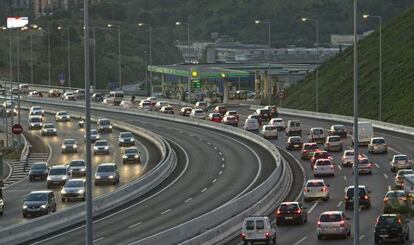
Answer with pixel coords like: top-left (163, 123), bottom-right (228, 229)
top-left (29, 24), bottom-right (39, 84)
top-left (363, 14), bottom-right (382, 121)
top-left (138, 22), bottom-right (153, 96)
top-left (0, 26), bottom-right (9, 147)
top-left (38, 26), bottom-right (51, 86)
top-left (254, 20), bottom-right (272, 106)
top-left (57, 26), bottom-right (71, 87)
top-left (301, 17), bottom-right (319, 112)
top-left (175, 21), bottom-right (191, 103)
top-left (107, 23), bottom-right (122, 90)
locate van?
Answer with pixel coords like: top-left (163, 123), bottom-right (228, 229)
top-left (19, 84), bottom-right (30, 94)
top-left (241, 216), bottom-right (276, 244)
top-left (352, 122), bottom-right (373, 146)
top-left (104, 91), bottom-right (124, 106)
top-left (286, 120), bottom-right (302, 136)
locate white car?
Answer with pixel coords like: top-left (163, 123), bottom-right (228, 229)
top-left (260, 125), bottom-right (278, 139)
top-left (29, 106), bottom-right (44, 116)
top-left (41, 123), bottom-right (57, 136)
top-left (94, 140), bottom-right (110, 155)
top-left (28, 115), bottom-right (43, 130)
top-left (160, 106), bottom-right (174, 114)
top-left (120, 100), bottom-right (133, 108)
top-left (391, 154), bottom-right (412, 172)
top-left (139, 100), bottom-right (152, 111)
top-left (317, 211), bottom-right (351, 240)
top-left (313, 159), bottom-right (335, 177)
top-left (269, 118), bottom-right (285, 131)
top-left (307, 127), bottom-right (326, 143)
top-left (368, 137), bottom-right (388, 154)
top-left (154, 101), bottom-right (169, 111)
top-left (340, 150), bottom-right (367, 167)
top-left (190, 109), bottom-right (206, 119)
top-left (243, 118), bottom-right (259, 132)
top-left (28, 91), bottom-right (41, 97)
top-left (324, 136), bottom-right (343, 152)
top-left (241, 216), bottom-right (276, 244)
top-left (147, 96), bottom-right (157, 106)
top-left (395, 169), bottom-right (414, 188)
top-left (55, 111), bottom-right (71, 122)
top-left (62, 92), bottom-right (76, 101)
top-left (303, 179), bottom-right (329, 202)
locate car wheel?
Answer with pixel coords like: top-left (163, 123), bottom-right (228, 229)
top-left (266, 239), bottom-right (270, 245)
top-left (23, 213), bottom-right (27, 218)
top-left (323, 196), bottom-right (329, 201)
top-left (276, 219), bottom-right (281, 226)
top-left (243, 241), bottom-right (248, 245)
top-left (47, 184), bottom-right (51, 189)
top-left (374, 238), bottom-right (380, 244)
top-left (304, 198), bottom-right (309, 203)
top-left (317, 235), bottom-right (322, 240)
top-left (29, 176), bottom-right (33, 181)
top-left (53, 205), bottom-right (56, 212)
top-left (62, 198), bottom-right (65, 202)
top-left (94, 182), bottom-right (98, 186)
top-left (272, 236), bottom-right (276, 244)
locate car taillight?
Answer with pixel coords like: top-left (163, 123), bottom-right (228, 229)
top-left (340, 220), bottom-right (345, 227)
top-left (400, 197), bottom-right (407, 201)
top-left (398, 219), bottom-right (402, 224)
top-left (396, 176), bottom-right (402, 180)
top-left (295, 209), bottom-right (301, 214)
top-left (330, 165), bottom-right (334, 169)
top-left (384, 198), bottom-right (388, 203)
top-left (265, 232), bottom-right (270, 237)
top-left (368, 163), bottom-right (372, 167)
top-left (363, 195), bottom-right (369, 200)
top-left (241, 233), bottom-right (246, 238)
top-left (304, 188), bottom-right (309, 192)
top-left (277, 209), bottom-right (281, 215)
top-left (345, 196), bottom-right (348, 200)
top-left (322, 187), bottom-right (328, 192)
top-left (314, 167), bottom-right (318, 170)
top-left (317, 221), bottom-right (321, 227)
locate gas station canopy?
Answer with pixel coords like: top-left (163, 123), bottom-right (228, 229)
top-left (148, 64), bottom-right (250, 79)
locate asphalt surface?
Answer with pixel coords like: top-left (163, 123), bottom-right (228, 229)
top-left (20, 101), bottom-right (277, 245)
top-left (0, 109), bottom-right (158, 228)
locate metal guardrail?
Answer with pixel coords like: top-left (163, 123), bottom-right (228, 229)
top-left (19, 134), bottom-right (29, 162)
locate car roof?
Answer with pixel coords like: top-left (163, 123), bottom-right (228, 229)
top-left (98, 163), bottom-right (116, 166)
top-left (67, 178), bottom-right (85, 182)
top-left (95, 139), bottom-right (108, 143)
top-left (63, 138), bottom-right (76, 141)
top-left (99, 118), bottom-right (110, 121)
top-left (304, 142), bottom-right (317, 145)
top-left (32, 162), bottom-right (47, 165)
top-left (306, 179), bottom-right (325, 183)
top-left (29, 115), bottom-right (42, 119)
top-left (394, 154), bottom-right (408, 158)
top-left (125, 147), bottom-right (138, 151)
top-left (50, 165), bottom-right (67, 169)
top-left (29, 190), bottom-right (53, 194)
top-left (280, 201), bottom-right (299, 205)
top-left (379, 214), bottom-right (398, 217)
top-left (320, 211), bottom-right (343, 215)
top-left (120, 131), bottom-right (132, 135)
top-left (345, 185), bottom-right (366, 189)
top-left (371, 137), bottom-right (385, 140)
top-left (43, 123), bottom-right (54, 126)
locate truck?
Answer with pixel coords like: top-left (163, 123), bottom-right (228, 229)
top-left (352, 122), bottom-right (374, 146)
top-left (403, 174), bottom-right (414, 196)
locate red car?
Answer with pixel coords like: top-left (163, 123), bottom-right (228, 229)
top-left (213, 106), bottom-right (227, 116)
top-left (208, 113), bottom-right (222, 123)
top-left (301, 143), bottom-right (319, 160)
top-left (310, 150), bottom-right (332, 168)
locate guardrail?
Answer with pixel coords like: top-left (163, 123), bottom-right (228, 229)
top-left (0, 107), bottom-right (175, 245)
top-left (20, 96), bottom-right (290, 245)
top-left (19, 134), bottom-right (29, 161)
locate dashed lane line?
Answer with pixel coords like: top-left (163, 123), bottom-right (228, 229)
top-left (293, 236), bottom-right (308, 245)
top-left (160, 209), bottom-right (172, 215)
top-left (128, 222), bottom-right (143, 229)
top-left (384, 173), bottom-right (389, 179)
top-left (93, 237), bottom-right (104, 243)
top-left (308, 201), bottom-right (319, 214)
top-left (201, 187), bottom-right (207, 193)
top-left (337, 201), bottom-right (343, 208)
top-left (184, 198), bottom-right (192, 203)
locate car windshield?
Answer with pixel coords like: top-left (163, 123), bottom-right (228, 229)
top-left (333, 125), bottom-right (344, 131)
top-left (31, 164), bottom-right (47, 170)
top-left (44, 124), bottom-right (54, 128)
top-left (320, 214), bottom-right (342, 222)
top-left (95, 141), bottom-right (108, 146)
top-left (91, 130), bottom-right (98, 135)
top-left (317, 160), bottom-right (331, 166)
top-left (245, 220), bottom-right (255, 230)
top-left (377, 216), bottom-right (398, 226)
top-left (30, 117), bottom-right (41, 123)
top-left (26, 193), bottom-right (48, 202)
top-left (264, 126), bottom-right (277, 130)
top-left (256, 220), bottom-right (264, 230)
top-left (58, 112), bottom-right (68, 115)
top-left (373, 138), bottom-right (385, 144)
top-left (32, 107), bottom-right (42, 111)
top-left (304, 144), bottom-right (318, 150)
top-left (212, 114), bottom-right (220, 118)
top-left (70, 161), bottom-right (85, 167)
top-left (345, 151), bottom-right (354, 156)
top-left (97, 165), bottom-right (114, 172)
top-left (120, 132), bottom-right (133, 138)
top-left (315, 152), bottom-right (328, 158)
top-left (329, 137), bottom-right (341, 142)
top-left (143, 102), bottom-right (151, 106)
top-left (195, 110), bottom-right (203, 114)
top-left (259, 109), bottom-right (269, 114)
top-left (395, 155), bottom-right (408, 161)
top-left (49, 168), bottom-right (66, 175)
top-left (99, 120), bottom-right (110, 125)
top-left (291, 138), bottom-right (301, 142)
top-left (307, 181), bottom-right (324, 187)
top-left (346, 187), bottom-right (366, 196)
top-left (64, 140), bottom-right (76, 145)
top-left (279, 203), bottom-right (299, 211)
top-left (398, 170), bottom-right (414, 176)
top-left (125, 149), bottom-right (138, 154)
top-left (228, 111), bottom-right (237, 115)
top-left (65, 180), bottom-right (84, 188)
top-left (386, 191), bottom-right (406, 198)
top-left (313, 129), bottom-right (323, 134)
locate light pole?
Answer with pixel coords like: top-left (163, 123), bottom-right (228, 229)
top-left (29, 25), bottom-right (39, 84)
top-left (363, 14), bottom-right (382, 121)
top-left (38, 27), bottom-right (51, 86)
top-left (57, 26), bottom-right (71, 87)
top-left (254, 20), bottom-right (272, 106)
top-left (301, 17), bottom-right (319, 112)
top-left (93, 26), bottom-right (96, 89)
top-left (176, 21), bottom-right (191, 103)
top-left (138, 22), bottom-right (153, 96)
top-left (107, 24), bottom-right (122, 90)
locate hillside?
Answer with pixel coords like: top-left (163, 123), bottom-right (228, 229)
top-left (284, 6), bottom-right (414, 126)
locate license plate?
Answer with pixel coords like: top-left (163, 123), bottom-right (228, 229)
top-left (379, 235), bottom-right (388, 238)
top-left (285, 217), bottom-right (293, 220)
top-left (294, 145), bottom-right (299, 147)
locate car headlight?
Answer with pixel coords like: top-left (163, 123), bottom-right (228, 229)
top-left (23, 205), bottom-right (27, 209)
top-left (80, 168), bottom-right (86, 172)
top-left (119, 138), bottom-right (125, 142)
top-left (131, 138), bottom-right (135, 141)
top-left (40, 205), bottom-right (47, 209)
top-left (61, 189), bottom-right (66, 194)
top-left (47, 176), bottom-right (51, 180)
top-left (67, 116), bottom-right (71, 119)
top-left (109, 125), bottom-right (112, 129)
top-left (62, 176), bottom-right (67, 180)
top-left (104, 146), bottom-right (109, 150)
top-left (53, 129), bottom-right (56, 132)
top-left (62, 145), bottom-right (66, 149)
top-left (73, 145), bottom-right (77, 148)
top-left (123, 155), bottom-right (128, 159)
top-left (78, 190), bottom-right (84, 194)
top-left (93, 147), bottom-right (98, 150)
top-left (95, 175), bottom-right (101, 179)
top-left (134, 155), bottom-right (139, 158)
top-left (108, 175), bottom-right (114, 179)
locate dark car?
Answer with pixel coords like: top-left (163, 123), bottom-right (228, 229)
top-left (256, 108), bottom-right (271, 121)
top-left (285, 136), bottom-right (303, 150)
top-left (122, 147), bottom-right (141, 164)
top-left (22, 191), bottom-right (56, 218)
top-left (344, 185), bottom-right (371, 210)
top-left (264, 105), bottom-right (278, 118)
top-left (29, 162), bottom-right (49, 181)
top-left (328, 124), bottom-right (347, 138)
top-left (91, 93), bottom-right (104, 102)
top-left (276, 202), bottom-right (307, 225)
top-left (374, 214), bottom-right (409, 244)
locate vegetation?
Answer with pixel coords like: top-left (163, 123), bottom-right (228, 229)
top-left (284, 6), bottom-right (414, 126)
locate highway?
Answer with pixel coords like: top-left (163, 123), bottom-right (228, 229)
top-left (0, 108), bottom-right (159, 228)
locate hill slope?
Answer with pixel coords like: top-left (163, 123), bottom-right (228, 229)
top-left (284, 6), bottom-right (414, 126)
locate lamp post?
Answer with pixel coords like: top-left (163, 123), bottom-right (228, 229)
top-left (38, 26), bottom-right (51, 86)
top-left (138, 22), bottom-right (153, 96)
top-left (301, 17), bottom-right (319, 112)
top-left (29, 25), bottom-right (39, 84)
top-left (107, 24), bottom-right (122, 90)
top-left (254, 20), bottom-right (272, 106)
top-left (176, 21), bottom-right (191, 103)
top-left (363, 14), bottom-right (382, 121)
top-left (57, 26), bottom-right (71, 87)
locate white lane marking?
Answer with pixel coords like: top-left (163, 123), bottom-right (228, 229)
top-left (308, 201), bottom-right (319, 214)
top-left (337, 201), bottom-right (343, 208)
top-left (359, 235), bottom-right (365, 240)
top-left (93, 237), bottom-right (104, 243)
top-left (4, 161), bottom-right (12, 181)
top-left (375, 163), bottom-right (380, 168)
top-left (219, 170), bottom-right (223, 175)
top-left (207, 142), bottom-right (211, 145)
top-left (388, 146), bottom-right (402, 154)
top-left (32, 138), bottom-right (190, 244)
top-left (160, 209), bottom-right (172, 215)
top-left (184, 197), bottom-right (192, 203)
top-left (337, 165), bottom-right (342, 170)
top-left (384, 173), bottom-right (389, 179)
top-left (212, 178), bottom-right (217, 183)
top-left (213, 147), bottom-right (218, 150)
top-left (218, 152), bottom-right (222, 155)
top-left (388, 185), bottom-right (392, 191)
top-left (221, 157), bottom-right (225, 161)
top-left (201, 187), bottom-right (207, 193)
top-left (293, 236), bottom-right (308, 245)
top-left (128, 222), bottom-right (143, 229)
top-left (343, 176), bottom-right (347, 181)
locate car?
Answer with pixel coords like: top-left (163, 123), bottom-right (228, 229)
top-left (118, 132), bottom-right (135, 146)
top-left (374, 214), bottom-right (409, 244)
top-left (97, 118), bottom-right (113, 133)
top-left (147, 96), bottom-right (157, 106)
top-left (303, 179), bottom-right (329, 202)
top-left (355, 157), bottom-right (373, 175)
top-left (29, 106), bottom-right (44, 116)
top-left (222, 115), bottom-right (238, 127)
top-left (307, 127), bottom-right (326, 144)
top-left (61, 179), bottom-right (86, 202)
top-left (68, 160), bottom-right (86, 177)
top-left (276, 202), bottom-right (307, 225)
top-left (300, 143), bottom-right (319, 160)
top-left (395, 169), bottom-right (414, 189)
top-left (224, 111), bottom-right (239, 122)
top-left (94, 163), bottom-right (120, 185)
top-left (195, 101), bottom-right (208, 112)
top-left (29, 162), bottom-right (49, 181)
top-left (243, 118), bottom-right (260, 132)
top-left (0, 197), bottom-right (3, 215)
top-left (311, 150), bottom-right (332, 168)
top-left (285, 136), bottom-right (303, 150)
top-left (340, 150), bottom-right (366, 167)
top-left (91, 92), bottom-right (104, 102)
top-left (313, 159), bottom-right (335, 177)
top-left (154, 101), bottom-right (169, 111)
top-left (46, 165), bottom-right (70, 188)
top-left (122, 147), bottom-right (141, 164)
top-left (213, 106), bottom-right (227, 116)
top-left (383, 190), bottom-right (409, 214)
top-left (241, 216), bottom-right (276, 245)
top-left (207, 113), bottom-right (222, 122)
top-left (48, 89), bottom-right (62, 97)
top-left (28, 115), bottom-right (43, 130)
top-left (104, 91), bottom-right (125, 106)
top-left (286, 120), bottom-right (301, 136)
top-left (255, 108), bottom-right (271, 121)
top-left (328, 124), bottom-right (347, 138)
top-left (93, 140), bottom-right (110, 155)
top-left (368, 137), bottom-right (388, 154)
top-left (179, 107), bottom-right (193, 116)
top-left (247, 114), bottom-right (262, 126)
top-left (120, 100), bottom-right (134, 108)
top-left (41, 123), bottom-right (57, 136)
top-left (160, 105), bottom-right (174, 114)
top-left (391, 154), bottom-right (412, 172)
top-left (19, 84), bottom-right (30, 94)
top-left (61, 139), bottom-right (78, 153)
top-left (269, 118), bottom-right (285, 131)
top-left (317, 211), bottom-right (351, 240)
top-left (85, 129), bottom-right (100, 142)
top-left (28, 90), bottom-right (41, 97)
top-left (190, 109), bottom-right (206, 119)
top-left (260, 125), bottom-right (278, 139)
top-left (344, 185), bottom-right (371, 210)
top-left (264, 105), bottom-right (278, 118)
top-left (3, 100), bottom-right (17, 116)
top-left (74, 89), bottom-right (85, 100)
top-left (62, 92), bottom-right (76, 101)
top-left (139, 100), bottom-right (152, 110)
top-left (10, 87), bottom-right (20, 95)
top-left (22, 191), bottom-right (56, 218)
top-left (324, 135), bottom-right (343, 152)
top-left (55, 111), bottom-right (71, 122)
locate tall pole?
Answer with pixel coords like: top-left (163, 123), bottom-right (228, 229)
top-left (353, 0), bottom-right (360, 244)
top-left (379, 16), bottom-right (382, 121)
top-left (9, 30), bottom-right (14, 143)
top-left (30, 30), bottom-right (33, 84)
top-left (315, 19), bottom-right (319, 112)
top-left (187, 23), bottom-right (191, 103)
top-left (93, 27), bottom-right (96, 89)
top-left (267, 22), bottom-right (271, 106)
top-left (118, 26), bottom-right (122, 90)
top-left (48, 30), bottom-right (51, 86)
top-left (149, 24), bottom-right (153, 96)
top-left (17, 30), bottom-right (21, 126)
top-left (84, 0), bottom-right (93, 243)
top-left (67, 28), bottom-right (71, 87)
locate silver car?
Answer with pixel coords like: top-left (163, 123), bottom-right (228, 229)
top-left (118, 132), bottom-right (135, 146)
top-left (61, 139), bottom-right (78, 153)
top-left (94, 163), bottom-right (120, 185)
top-left (317, 211), bottom-right (351, 240)
top-left (368, 137), bottom-right (388, 154)
top-left (61, 179), bottom-right (86, 202)
top-left (55, 111), bottom-right (71, 122)
top-left (84, 129), bottom-right (100, 142)
top-left (47, 165), bottom-right (70, 188)
top-left (243, 118), bottom-right (259, 132)
top-left (41, 123), bottom-right (57, 136)
top-left (68, 160), bottom-right (86, 177)
top-left (324, 136), bottom-right (343, 152)
top-left (260, 125), bottom-right (278, 139)
top-left (391, 155), bottom-right (412, 172)
top-left (93, 140), bottom-right (110, 155)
